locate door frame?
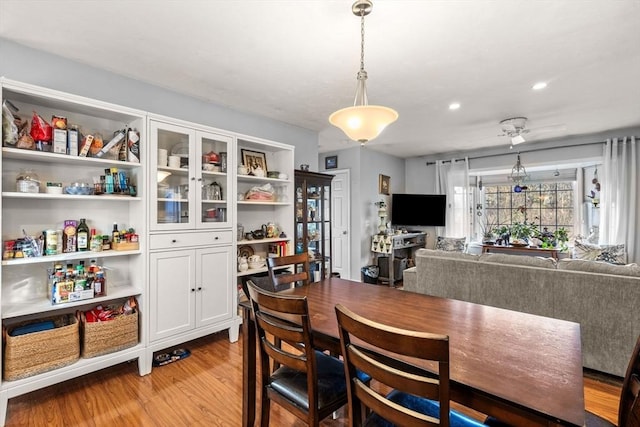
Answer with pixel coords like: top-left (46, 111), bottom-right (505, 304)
top-left (326, 168), bottom-right (351, 280)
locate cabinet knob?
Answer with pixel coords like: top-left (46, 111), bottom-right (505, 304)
top-left (197, 178), bottom-right (202, 182)
top-left (197, 287), bottom-right (202, 291)
top-left (214, 236), bottom-right (219, 240)
top-left (191, 288), bottom-right (195, 292)
top-left (172, 239), bottom-right (177, 243)
top-left (191, 177), bottom-right (196, 181)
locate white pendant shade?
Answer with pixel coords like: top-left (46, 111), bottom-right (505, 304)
top-left (329, 105), bottom-right (398, 143)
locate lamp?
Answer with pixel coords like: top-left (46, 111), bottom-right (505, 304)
top-left (510, 153), bottom-right (529, 192)
top-left (329, 0), bottom-right (398, 145)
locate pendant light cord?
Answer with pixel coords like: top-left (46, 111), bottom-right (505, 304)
top-left (360, 8), bottom-right (366, 72)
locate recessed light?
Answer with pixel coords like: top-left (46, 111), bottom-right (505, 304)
top-left (532, 82), bottom-right (547, 90)
top-left (449, 103), bottom-right (461, 110)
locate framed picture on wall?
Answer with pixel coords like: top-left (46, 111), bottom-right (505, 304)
top-left (325, 155), bottom-right (338, 169)
top-left (241, 149), bottom-right (268, 172)
top-left (379, 174), bottom-right (390, 195)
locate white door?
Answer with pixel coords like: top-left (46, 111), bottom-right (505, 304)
top-left (196, 246), bottom-right (234, 327)
top-left (328, 169), bottom-right (351, 279)
top-left (149, 249), bottom-right (196, 341)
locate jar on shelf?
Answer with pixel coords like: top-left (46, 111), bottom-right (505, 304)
top-left (16, 169), bottom-right (41, 193)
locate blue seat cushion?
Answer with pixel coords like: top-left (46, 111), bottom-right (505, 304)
top-left (365, 390), bottom-right (486, 427)
top-left (269, 350), bottom-right (370, 411)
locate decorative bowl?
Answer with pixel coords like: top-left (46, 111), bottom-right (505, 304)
top-left (249, 262), bottom-right (265, 270)
top-left (64, 182), bottom-right (94, 195)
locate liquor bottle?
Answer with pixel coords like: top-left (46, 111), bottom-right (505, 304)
top-left (112, 223), bottom-right (120, 245)
top-left (77, 218), bottom-right (89, 251)
top-left (74, 261), bottom-right (87, 291)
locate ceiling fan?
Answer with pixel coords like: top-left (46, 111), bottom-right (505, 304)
top-left (499, 117), bottom-right (566, 148)
top-left (499, 117), bottom-right (530, 146)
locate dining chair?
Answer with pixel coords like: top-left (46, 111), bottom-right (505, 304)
top-left (585, 334), bottom-right (640, 426)
top-left (247, 282), bottom-right (363, 426)
top-left (335, 303), bottom-right (487, 427)
top-left (266, 253), bottom-right (311, 290)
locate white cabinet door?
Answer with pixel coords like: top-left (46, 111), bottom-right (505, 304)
top-left (149, 250), bottom-right (196, 341)
top-left (195, 246), bottom-right (234, 328)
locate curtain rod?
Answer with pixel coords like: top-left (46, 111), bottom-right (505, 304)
top-left (425, 139), bottom-right (606, 166)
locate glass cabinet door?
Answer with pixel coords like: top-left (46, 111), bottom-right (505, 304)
top-left (150, 121), bottom-right (195, 230)
top-left (294, 171), bottom-right (333, 281)
top-left (196, 131), bottom-right (232, 228)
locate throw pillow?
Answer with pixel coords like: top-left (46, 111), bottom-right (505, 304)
top-left (573, 240), bottom-right (602, 261)
top-left (435, 236), bottom-right (465, 252)
top-left (596, 244), bottom-right (627, 265)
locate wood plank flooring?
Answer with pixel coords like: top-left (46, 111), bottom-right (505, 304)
top-left (5, 330), bottom-right (622, 426)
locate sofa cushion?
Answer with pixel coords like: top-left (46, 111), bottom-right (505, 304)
top-left (417, 248), bottom-right (479, 261)
top-left (435, 236), bottom-right (465, 252)
top-left (479, 253), bottom-right (557, 269)
top-left (558, 259), bottom-right (640, 277)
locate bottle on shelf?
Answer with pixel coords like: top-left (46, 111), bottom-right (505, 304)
top-left (112, 223), bottom-right (120, 244)
top-left (94, 271), bottom-right (106, 297)
top-left (89, 229), bottom-right (102, 252)
top-left (77, 218), bottom-right (89, 251)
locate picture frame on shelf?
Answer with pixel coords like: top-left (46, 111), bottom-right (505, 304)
top-left (325, 155), bottom-right (338, 169)
top-left (241, 149), bottom-right (268, 172)
top-left (379, 174), bottom-right (390, 195)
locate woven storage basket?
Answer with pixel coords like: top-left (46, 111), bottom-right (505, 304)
top-left (3, 314), bottom-right (79, 381)
top-left (81, 308), bottom-right (138, 358)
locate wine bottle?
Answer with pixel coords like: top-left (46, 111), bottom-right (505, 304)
top-left (77, 219), bottom-right (89, 251)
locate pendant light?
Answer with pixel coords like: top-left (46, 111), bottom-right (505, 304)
top-left (510, 153), bottom-right (529, 193)
top-left (329, 0), bottom-right (398, 145)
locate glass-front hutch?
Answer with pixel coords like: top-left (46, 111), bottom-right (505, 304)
top-left (294, 170), bottom-right (333, 281)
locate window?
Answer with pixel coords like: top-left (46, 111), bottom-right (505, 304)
top-left (483, 182), bottom-right (574, 238)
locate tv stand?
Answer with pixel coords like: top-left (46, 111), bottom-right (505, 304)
top-left (371, 232), bottom-right (427, 286)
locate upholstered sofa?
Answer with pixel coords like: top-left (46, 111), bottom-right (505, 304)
top-left (402, 248), bottom-right (640, 377)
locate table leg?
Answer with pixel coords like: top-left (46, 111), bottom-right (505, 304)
top-left (242, 305), bottom-right (256, 427)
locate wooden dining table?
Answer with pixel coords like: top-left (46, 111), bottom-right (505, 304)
top-left (241, 277), bottom-right (585, 427)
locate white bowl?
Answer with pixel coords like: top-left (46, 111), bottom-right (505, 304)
top-left (248, 262), bottom-right (265, 270)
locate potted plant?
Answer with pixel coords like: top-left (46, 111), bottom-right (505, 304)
top-left (509, 221), bottom-right (538, 243)
top-left (554, 227), bottom-right (569, 253)
top-left (479, 216), bottom-right (497, 244)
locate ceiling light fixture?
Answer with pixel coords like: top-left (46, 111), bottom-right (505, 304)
top-left (510, 153), bottom-right (529, 192)
top-left (449, 103), bottom-right (461, 110)
top-left (329, 0), bottom-right (398, 145)
top-left (532, 82), bottom-right (547, 90)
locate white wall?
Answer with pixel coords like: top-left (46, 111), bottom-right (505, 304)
top-left (0, 38), bottom-right (319, 167)
top-left (320, 147), bottom-right (405, 280)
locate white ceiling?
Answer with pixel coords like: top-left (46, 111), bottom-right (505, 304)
top-left (1, 0), bottom-right (639, 158)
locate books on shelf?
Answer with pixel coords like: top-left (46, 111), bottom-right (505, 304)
top-left (268, 242), bottom-right (288, 258)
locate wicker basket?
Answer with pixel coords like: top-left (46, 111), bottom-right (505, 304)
top-left (3, 314), bottom-right (80, 381)
top-left (81, 307), bottom-right (138, 358)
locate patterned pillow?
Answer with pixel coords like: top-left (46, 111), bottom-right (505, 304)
top-left (573, 240), bottom-right (627, 265)
top-left (573, 240), bottom-right (602, 261)
top-left (435, 236), bottom-right (466, 252)
top-left (596, 244), bottom-right (627, 265)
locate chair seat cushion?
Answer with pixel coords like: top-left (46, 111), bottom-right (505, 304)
top-left (269, 350), bottom-right (370, 411)
top-left (584, 411), bottom-right (615, 427)
top-left (365, 390), bottom-right (486, 427)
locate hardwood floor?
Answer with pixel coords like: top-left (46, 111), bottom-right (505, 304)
top-left (5, 331), bottom-right (622, 426)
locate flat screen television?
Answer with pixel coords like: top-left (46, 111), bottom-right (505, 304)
top-left (391, 194), bottom-right (446, 227)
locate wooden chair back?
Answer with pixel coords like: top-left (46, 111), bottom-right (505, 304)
top-left (246, 282), bottom-right (321, 423)
top-left (619, 335), bottom-right (640, 427)
top-left (267, 253), bottom-right (311, 289)
top-left (335, 303), bottom-right (451, 427)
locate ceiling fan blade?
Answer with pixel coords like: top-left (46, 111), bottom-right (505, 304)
top-left (511, 134), bottom-right (526, 145)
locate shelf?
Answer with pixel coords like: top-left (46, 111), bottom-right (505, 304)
top-left (237, 200), bottom-right (291, 206)
top-left (157, 197), bottom-right (188, 203)
top-left (2, 284), bottom-right (143, 319)
top-left (2, 192), bottom-right (141, 201)
top-left (202, 199), bottom-right (227, 204)
top-left (2, 249), bottom-right (141, 266)
top-left (237, 175), bottom-right (291, 184)
top-left (202, 170), bottom-right (227, 178)
top-left (2, 147), bottom-right (142, 170)
top-left (157, 165), bottom-right (188, 175)
top-left (238, 237), bottom-right (290, 245)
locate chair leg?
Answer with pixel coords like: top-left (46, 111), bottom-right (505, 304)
top-left (260, 392), bottom-right (271, 427)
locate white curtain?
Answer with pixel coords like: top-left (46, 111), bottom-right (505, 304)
top-left (435, 158), bottom-right (470, 238)
top-left (599, 136), bottom-right (637, 262)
